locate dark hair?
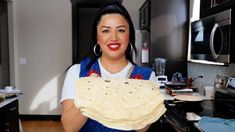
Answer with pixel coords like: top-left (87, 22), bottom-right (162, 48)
top-left (83, 1), bottom-right (137, 69)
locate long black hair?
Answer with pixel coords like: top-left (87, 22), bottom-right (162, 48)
top-left (83, 1), bottom-right (137, 70)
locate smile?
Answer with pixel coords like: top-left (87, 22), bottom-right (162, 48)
top-left (107, 43), bottom-right (121, 51)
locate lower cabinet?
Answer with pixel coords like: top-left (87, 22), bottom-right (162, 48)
top-left (0, 99), bottom-right (19, 132)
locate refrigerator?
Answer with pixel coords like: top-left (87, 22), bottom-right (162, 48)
top-left (134, 30), bottom-right (150, 67)
top-left (149, 0), bottom-right (188, 79)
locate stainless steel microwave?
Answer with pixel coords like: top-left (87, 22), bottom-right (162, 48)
top-left (189, 9), bottom-right (235, 65)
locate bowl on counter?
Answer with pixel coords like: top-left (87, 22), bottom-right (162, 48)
top-left (0, 93), bottom-right (5, 102)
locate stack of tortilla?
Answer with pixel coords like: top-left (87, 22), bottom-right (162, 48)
top-left (74, 77), bottom-right (166, 130)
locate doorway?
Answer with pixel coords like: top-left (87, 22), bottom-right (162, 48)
top-left (0, 0), bottom-right (10, 87)
top-left (74, 7), bottom-right (99, 63)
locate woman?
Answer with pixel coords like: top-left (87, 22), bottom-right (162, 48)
top-left (60, 2), bottom-right (157, 132)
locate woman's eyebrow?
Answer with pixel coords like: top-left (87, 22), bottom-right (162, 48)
top-left (101, 25), bottom-right (126, 28)
top-left (101, 26), bottom-right (110, 28)
top-left (117, 25), bottom-right (126, 28)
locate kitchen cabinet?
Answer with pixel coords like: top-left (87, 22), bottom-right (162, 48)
top-left (0, 98), bottom-right (19, 132)
top-left (139, 0), bottom-right (151, 30)
top-left (200, 0), bottom-right (235, 18)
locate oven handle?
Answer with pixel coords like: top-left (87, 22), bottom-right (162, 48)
top-left (210, 23), bottom-right (223, 59)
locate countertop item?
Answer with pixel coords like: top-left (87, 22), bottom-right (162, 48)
top-left (198, 116), bottom-right (235, 132)
top-left (164, 81), bottom-right (188, 89)
top-left (0, 89), bottom-right (22, 98)
top-left (174, 95), bottom-right (205, 102)
top-left (0, 93), bottom-right (5, 102)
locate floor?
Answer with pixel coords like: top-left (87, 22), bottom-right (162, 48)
top-left (20, 120), bottom-right (176, 132)
top-left (21, 120), bottom-right (64, 132)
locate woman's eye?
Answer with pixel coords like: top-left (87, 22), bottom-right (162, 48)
top-left (102, 29), bottom-right (109, 33)
top-left (119, 29), bottom-right (125, 33)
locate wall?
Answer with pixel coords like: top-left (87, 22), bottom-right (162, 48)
top-left (188, 62), bottom-right (235, 89)
top-left (188, 0), bottom-right (235, 92)
top-left (8, 0), bottom-right (72, 115)
top-left (6, 0), bottom-right (143, 115)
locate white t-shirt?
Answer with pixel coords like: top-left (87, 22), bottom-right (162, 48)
top-left (60, 59), bottom-right (157, 103)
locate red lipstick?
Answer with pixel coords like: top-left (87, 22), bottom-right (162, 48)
top-left (107, 43), bottom-right (121, 51)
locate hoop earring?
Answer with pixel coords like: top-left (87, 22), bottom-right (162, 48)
top-left (128, 43), bottom-right (133, 55)
top-left (93, 44), bottom-right (101, 56)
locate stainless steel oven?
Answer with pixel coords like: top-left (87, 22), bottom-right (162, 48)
top-left (190, 8), bottom-right (235, 65)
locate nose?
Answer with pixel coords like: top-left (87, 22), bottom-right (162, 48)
top-left (110, 31), bottom-right (118, 41)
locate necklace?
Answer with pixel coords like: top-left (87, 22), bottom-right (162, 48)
top-left (126, 65), bottom-right (134, 79)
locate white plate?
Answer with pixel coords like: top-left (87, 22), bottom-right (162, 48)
top-left (174, 95), bottom-right (205, 102)
top-left (0, 89), bottom-right (22, 94)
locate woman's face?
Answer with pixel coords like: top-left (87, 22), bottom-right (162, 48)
top-left (97, 13), bottom-right (130, 60)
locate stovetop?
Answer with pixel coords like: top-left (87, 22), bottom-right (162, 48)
top-left (165, 98), bottom-right (235, 124)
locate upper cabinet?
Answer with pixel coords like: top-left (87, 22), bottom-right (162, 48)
top-left (200, 0), bottom-right (235, 18)
top-left (139, 0), bottom-right (151, 30)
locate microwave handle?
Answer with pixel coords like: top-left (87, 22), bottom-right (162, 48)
top-left (210, 23), bottom-right (223, 59)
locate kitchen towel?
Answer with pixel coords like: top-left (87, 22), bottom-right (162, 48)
top-left (198, 116), bottom-right (235, 132)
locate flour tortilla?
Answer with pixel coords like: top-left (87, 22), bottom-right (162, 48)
top-left (74, 77), bottom-right (166, 130)
top-left (78, 93), bottom-right (164, 120)
top-left (80, 103), bottom-right (166, 130)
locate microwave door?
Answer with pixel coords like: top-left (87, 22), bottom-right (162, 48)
top-left (210, 23), bottom-right (223, 59)
top-left (191, 21), bottom-right (214, 60)
top-left (190, 9), bottom-right (231, 65)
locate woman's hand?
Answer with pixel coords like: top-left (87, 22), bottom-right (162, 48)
top-left (136, 125), bottom-right (150, 132)
top-left (88, 73), bottom-right (100, 77)
top-left (61, 99), bottom-right (88, 132)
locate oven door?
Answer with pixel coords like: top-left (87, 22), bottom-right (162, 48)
top-left (190, 9), bottom-right (231, 64)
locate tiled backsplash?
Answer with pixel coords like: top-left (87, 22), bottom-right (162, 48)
top-left (188, 62), bottom-right (235, 94)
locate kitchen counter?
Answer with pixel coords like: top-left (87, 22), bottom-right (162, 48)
top-left (164, 100), bottom-right (235, 132)
top-left (0, 97), bottom-right (18, 108)
top-left (151, 89), bottom-right (235, 132)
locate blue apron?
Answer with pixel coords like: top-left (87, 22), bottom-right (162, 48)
top-left (79, 58), bottom-right (152, 132)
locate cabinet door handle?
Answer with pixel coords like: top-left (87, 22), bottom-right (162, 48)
top-left (5, 122), bottom-right (9, 126)
top-left (10, 106), bottom-right (17, 111)
top-left (210, 23), bottom-right (223, 59)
